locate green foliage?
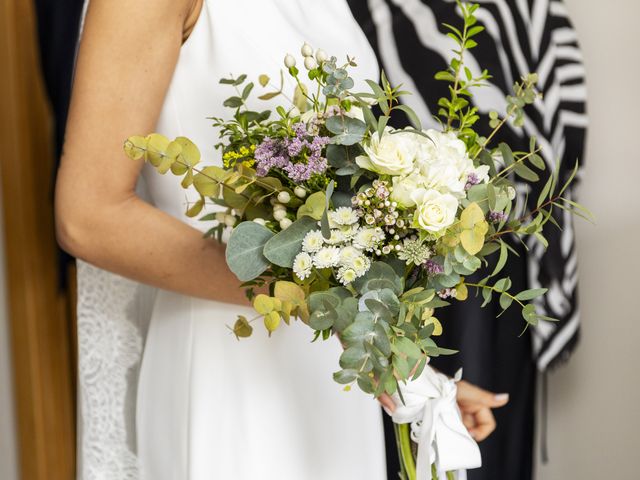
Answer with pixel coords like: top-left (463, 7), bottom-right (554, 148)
top-left (225, 221), bottom-right (274, 281)
top-left (263, 216), bottom-right (317, 268)
top-left (434, 0), bottom-right (489, 137)
top-left (122, 1), bottom-right (590, 423)
top-left (326, 115), bottom-right (367, 146)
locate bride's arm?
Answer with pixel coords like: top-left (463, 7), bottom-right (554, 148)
top-left (56, 0), bottom-right (248, 305)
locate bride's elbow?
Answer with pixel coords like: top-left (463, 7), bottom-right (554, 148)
top-left (54, 180), bottom-right (101, 260)
top-left (55, 199), bottom-right (89, 259)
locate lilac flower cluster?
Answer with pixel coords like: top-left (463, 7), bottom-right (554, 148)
top-left (465, 172), bottom-right (481, 191)
top-left (488, 210), bottom-right (508, 223)
top-left (424, 259), bottom-right (444, 276)
top-left (254, 122), bottom-right (330, 182)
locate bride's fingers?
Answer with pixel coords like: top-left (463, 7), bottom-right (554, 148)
top-left (378, 393), bottom-right (396, 413)
top-left (462, 412), bottom-right (476, 430)
top-left (468, 408), bottom-right (496, 441)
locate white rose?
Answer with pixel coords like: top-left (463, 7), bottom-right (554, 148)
top-left (411, 188), bottom-right (459, 233)
top-left (415, 129), bottom-right (473, 196)
top-left (391, 172), bottom-right (427, 208)
top-left (417, 129), bottom-right (468, 164)
top-left (419, 160), bottom-right (467, 197)
top-left (356, 129), bottom-right (418, 176)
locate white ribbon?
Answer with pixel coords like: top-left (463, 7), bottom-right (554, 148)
top-left (389, 366), bottom-right (482, 478)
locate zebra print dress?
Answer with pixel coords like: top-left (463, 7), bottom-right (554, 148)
top-left (347, 1), bottom-right (587, 478)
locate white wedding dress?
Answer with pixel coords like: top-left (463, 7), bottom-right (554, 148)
top-left (75, 1), bottom-right (386, 479)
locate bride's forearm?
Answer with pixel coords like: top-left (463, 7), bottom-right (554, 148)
top-left (57, 194), bottom-right (249, 305)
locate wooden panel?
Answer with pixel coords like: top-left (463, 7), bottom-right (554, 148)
top-left (0, 0), bottom-right (76, 478)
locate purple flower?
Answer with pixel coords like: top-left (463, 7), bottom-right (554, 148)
top-left (424, 259), bottom-right (444, 276)
top-left (254, 124), bottom-right (330, 182)
top-left (292, 122), bottom-right (308, 138)
top-left (465, 172), bottom-right (480, 191)
top-left (488, 210), bottom-right (508, 223)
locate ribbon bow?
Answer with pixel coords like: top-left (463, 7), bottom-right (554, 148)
top-left (390, 366), bottom-right (482, 478)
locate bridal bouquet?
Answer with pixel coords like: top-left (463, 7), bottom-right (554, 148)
top-left (123, 2), bottom-right (587, 478)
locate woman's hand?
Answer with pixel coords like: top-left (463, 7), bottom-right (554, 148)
top-left (455, 380), bottom-right (509, 441)
top-left (378, 379), bottom-right (509, 442)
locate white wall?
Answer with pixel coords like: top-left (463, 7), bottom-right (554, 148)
top-left (536, 0), bottom-right (640, 479)
top-left (0, 194), bottom-right (18, 480)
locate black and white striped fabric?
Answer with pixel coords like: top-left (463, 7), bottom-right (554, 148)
top-left (350, 0), bottom-right (587, 371)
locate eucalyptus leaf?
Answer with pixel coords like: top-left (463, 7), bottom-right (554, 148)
top-left (263, 216), bottom-right (316, 268)
top-left (326, 115), bottom-right (367, 146)
top-left (225, 222), bottom-right (274, 281)
top-left (515, 288), bottom-right (548, 301)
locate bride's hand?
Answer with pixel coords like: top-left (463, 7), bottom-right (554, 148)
top-left (377, 393), bottom-right (396, 413)
top-left (377, 380), bottom-right (509, 442)
top-left (456, 380), bottom-right (509, 441)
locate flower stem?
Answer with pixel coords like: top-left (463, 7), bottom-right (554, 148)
top-left (393, 423), bottom-right (409, 480)
top-left (396, 423), bottom-right (417, 480)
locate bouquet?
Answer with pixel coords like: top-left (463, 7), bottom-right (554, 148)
top-left (123, 2), bottom-right (588, 478)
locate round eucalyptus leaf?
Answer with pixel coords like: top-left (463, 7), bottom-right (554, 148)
top-left (263, 216), bottom-right (317, 268)
top-left (225, 221), bottom-right (274, 281)
top-left (333, 369), bottom-right (359, 385)
top-left (342, 314), bottom-right (375, 345)
top-left (339, 345), bottom-right (368, 370)
top-left (309, 309), bottom-right (335, 331)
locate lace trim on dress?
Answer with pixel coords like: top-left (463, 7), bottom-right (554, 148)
top-left (76, 260), bottom-right (153, 480)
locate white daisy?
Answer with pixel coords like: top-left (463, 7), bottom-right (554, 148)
top-left (336, 267), bottom-right (358, 285)
top-left (329, 207), bottom-right (360, 226)
top-left (326, 229), bottom-right (346, 245)
top-left (339, 246), bottom-right (361, 266)
top-left (353, 227), bottom-right (385, 250)
top-left (339, 223), bottom-right (360, 241)
top-left (313, 247), bottom-right (342, 269)
top-left (302, 230), bottom-right (325, 253)
top-left (293, 252), bottom-right (313, 280)
top-left (351, 255), bottom-right (371, 277)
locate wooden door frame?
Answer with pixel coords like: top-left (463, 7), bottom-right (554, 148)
top-left (0, 0), bottom-right (76, 478)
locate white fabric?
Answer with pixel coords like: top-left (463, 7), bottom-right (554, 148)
top-left (76, 1), bottom-right (386, 479)
top-left (390, 367), bottom-right (482, 479)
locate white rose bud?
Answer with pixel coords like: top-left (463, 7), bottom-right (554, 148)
top-left (277, 191), bottom-right (291, 204)
top-left (224, 214), bottom-right (237, 227)
top-left (280, 218), bottom-right (293, 230)
top-left (284, 54), bottom-right (296, 68)
top-left (301, 42), bottom-right (313, 57)
top-left (304, 56), bottom-right (317, 70)
top-left (410, 189), bottom-right (458, 233)
top-left (355, 130), bottom-right (416, 176)
top-left (273, 209), bottom-right (287, 221)
top-left (253, 218), bottom-right (266, 226)
top-left (294, 186), bottom-right (307, 198)
top-left (315, 49), bottom-right (328, 63)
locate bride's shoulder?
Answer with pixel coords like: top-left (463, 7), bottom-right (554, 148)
top-left (83, 0), bottom-right (201, 40)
